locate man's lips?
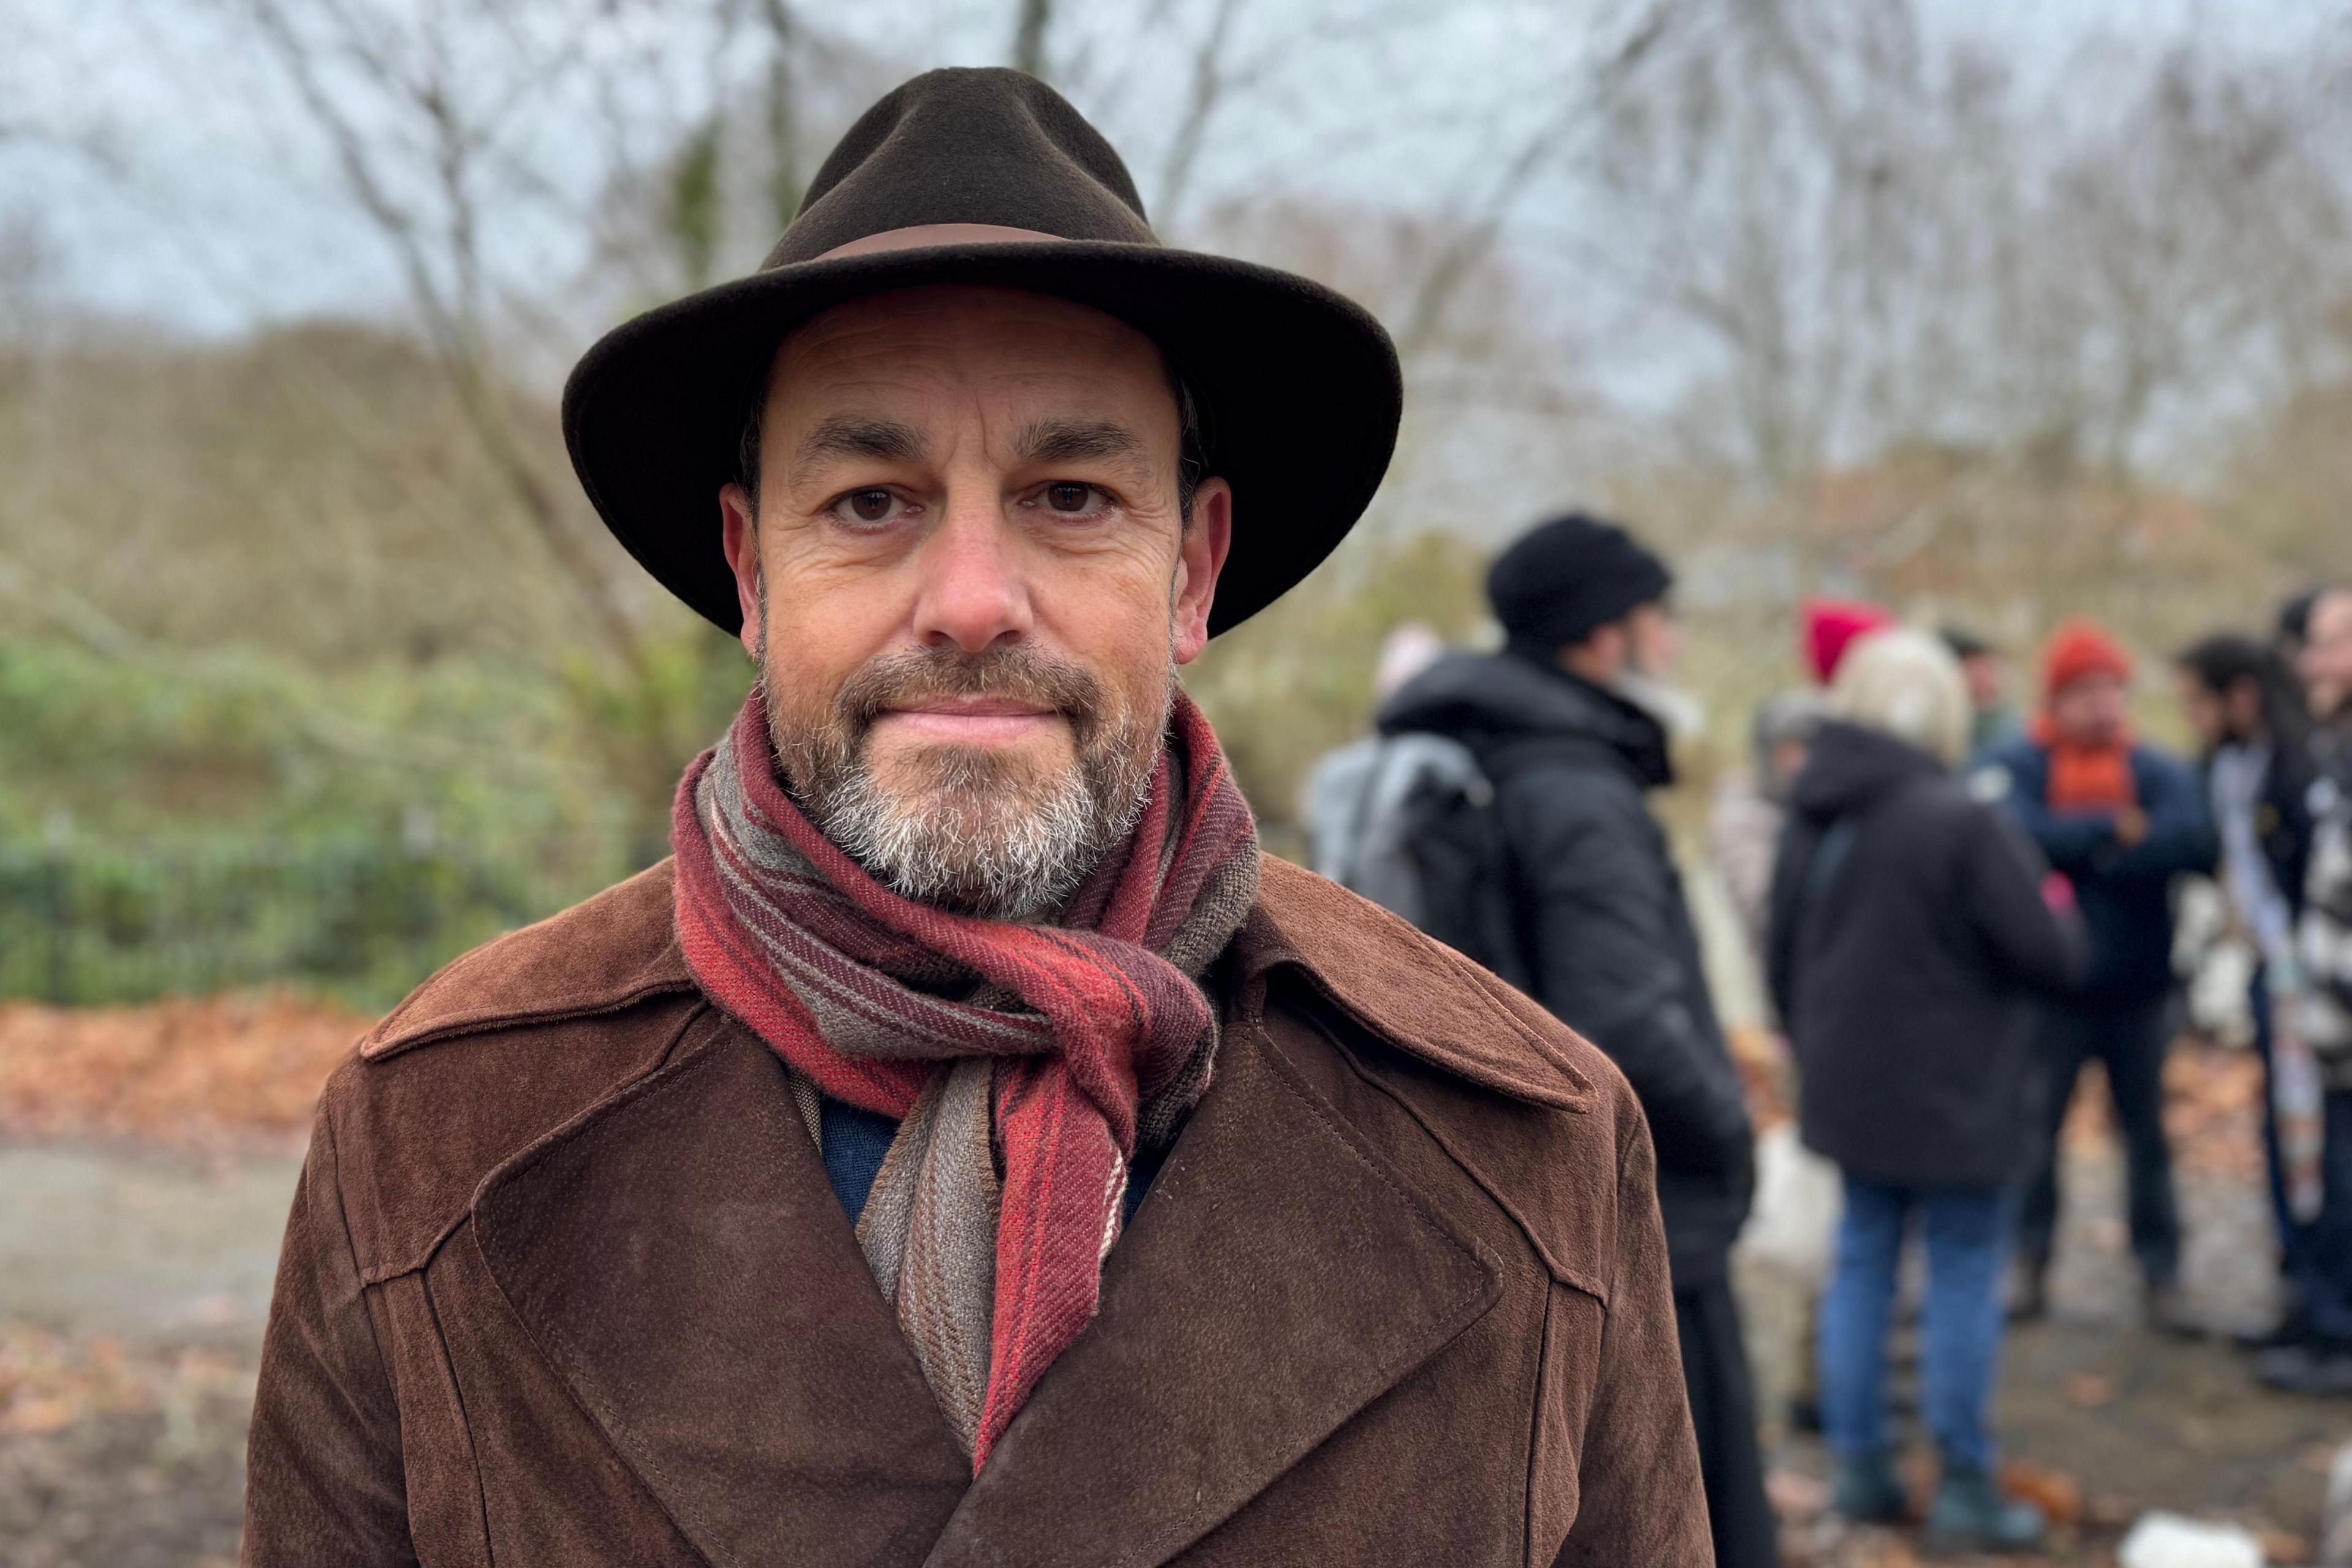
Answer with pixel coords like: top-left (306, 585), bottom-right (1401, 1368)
top-left (872, 697), bottom-right (1068, 745)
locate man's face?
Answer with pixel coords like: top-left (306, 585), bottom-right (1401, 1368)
top-left (1624, 601), bottom-right (1681, 680)
top-left (717, 285), bottom-right (1232, 918)
top-left (1959, 652), bottom-right (2005, 714)
top-left (2049, 672), bottom-right (2130, 746)
top-left (2301, 590), bottom-right (2352, 720)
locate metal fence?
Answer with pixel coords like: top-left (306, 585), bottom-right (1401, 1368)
top-left (0, 839), bottom-right (618, 1008)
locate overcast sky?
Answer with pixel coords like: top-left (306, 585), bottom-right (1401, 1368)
top-left (6, 0), bottom-right (2340, 340)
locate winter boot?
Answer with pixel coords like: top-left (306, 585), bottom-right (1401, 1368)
top-left (2257, 1341), bottom-right (2352, 1398)
top-left (1831, 1449), bottom-right (1909, 1524)
top-left (1924, 1464), bottom-right (2045, 1554)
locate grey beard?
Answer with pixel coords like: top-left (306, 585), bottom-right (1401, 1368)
top-left (749, 581), bottom-right (1172, 921)
top-left (796, 728), bottom-right (1156, 922)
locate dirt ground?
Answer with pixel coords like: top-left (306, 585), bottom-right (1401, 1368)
top-left (1, 1000), bottom-right (2347, 1566)
top-left (0, 1324), bottom-right (251, 1568)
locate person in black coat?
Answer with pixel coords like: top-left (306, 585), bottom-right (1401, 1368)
top-left (1770, 629), bottom-right (2084, 1552)
top-left (1381, 513), bottom-right (1772, 1568)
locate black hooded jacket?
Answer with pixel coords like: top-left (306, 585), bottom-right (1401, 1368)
top-left (1769, 722), bottom-right (2085, 1188)
top-left (1381, 650), bottom-right (1755, 1288)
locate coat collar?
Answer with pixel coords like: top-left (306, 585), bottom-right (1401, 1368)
top-left (1243, 854), bottom-right (1594, 1112)
top-left (469, 965), bottom-right (1504, 1566)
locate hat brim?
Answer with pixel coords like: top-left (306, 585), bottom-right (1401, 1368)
top-left (562, 240), bottom-right (1403, 639)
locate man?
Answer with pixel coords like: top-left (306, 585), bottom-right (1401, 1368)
top-left (2263, 586), bottom-right (2352, 1396)
top-left (1381, 514), bottom-right (1775, 1568)
top-left (241, 71), bottom-right (1713, 1565)
top-left (1942, 624), bottom-right (2021, 755)
top-left (1979, 620), bottom-right (2217, 1329)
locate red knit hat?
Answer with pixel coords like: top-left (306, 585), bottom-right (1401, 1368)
top-left (2042, 618), bottom-right (2133, 698)
top-left (1803, 599), bottom-right (1895, 685)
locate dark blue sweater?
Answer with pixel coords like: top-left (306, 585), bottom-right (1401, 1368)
top-left (819, 1097), bottom-right (1167, 1227)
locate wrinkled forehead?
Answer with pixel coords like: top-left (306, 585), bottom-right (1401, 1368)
top-left (761, 284), bottom-right (1182, 439)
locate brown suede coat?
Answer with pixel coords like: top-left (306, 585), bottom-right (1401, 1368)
top-left (243, 854), bottom-right (1709, 1567)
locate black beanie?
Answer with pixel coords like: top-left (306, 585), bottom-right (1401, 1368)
top-left (1486, 512), bottom-right (1673, 654)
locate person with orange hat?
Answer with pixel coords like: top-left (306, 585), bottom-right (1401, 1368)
top-left (1975, 620), bottom-right (2218, 1330)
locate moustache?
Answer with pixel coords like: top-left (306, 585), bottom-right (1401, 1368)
top-left (834, 645), bottom-right (1109, 741)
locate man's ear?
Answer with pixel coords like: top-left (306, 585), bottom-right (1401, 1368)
top-left (720, 483), bottom-right (762, 658)
top-left (1170, 477), bottom-right (1234, 666)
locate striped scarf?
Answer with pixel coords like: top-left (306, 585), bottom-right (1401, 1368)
top-left (671, 689), bottom-right (1259, 1470)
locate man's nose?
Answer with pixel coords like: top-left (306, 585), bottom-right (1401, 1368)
top-left (909, 497), bottom-right (1033, 654)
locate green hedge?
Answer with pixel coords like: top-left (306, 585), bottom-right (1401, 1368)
top-left (0, 838), bottom-right (619, 1009)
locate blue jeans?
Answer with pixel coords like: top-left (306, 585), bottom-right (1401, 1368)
top-left (1820, 1175), bottom-right (2015, 1473)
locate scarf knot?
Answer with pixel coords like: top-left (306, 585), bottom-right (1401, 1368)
top-left (671, 689), bottom-right (1258, 1469)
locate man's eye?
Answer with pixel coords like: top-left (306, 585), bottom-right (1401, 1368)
top-left (1043, 482), bottom-right (1100, 514)
top-left (834, 489), bottom-right (900, 525)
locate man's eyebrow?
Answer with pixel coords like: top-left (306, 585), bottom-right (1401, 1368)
top-left (793, 415), bottom-right (927, 470)
top-left (1014, 418), bottom-right (1148, 466)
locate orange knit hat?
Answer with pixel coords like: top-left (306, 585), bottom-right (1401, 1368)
top-left (2041, 618), bottom-right (2133, 699)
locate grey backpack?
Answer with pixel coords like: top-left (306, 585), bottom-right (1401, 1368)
top-left (1305, 734), bottom-right (1529, 989)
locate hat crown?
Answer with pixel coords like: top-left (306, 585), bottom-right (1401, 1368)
top-left (765, 68), bottom-right (1157, 268)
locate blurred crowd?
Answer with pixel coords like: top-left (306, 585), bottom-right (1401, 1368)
top-left (1308, 514), bottom-right (2352, 1561)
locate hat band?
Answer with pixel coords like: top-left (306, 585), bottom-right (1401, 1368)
top-left (815, 223), bottom-right (1068, 261)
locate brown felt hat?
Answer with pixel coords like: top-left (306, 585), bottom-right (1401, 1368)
top-left (564, 67), bottom-right (1402, 638)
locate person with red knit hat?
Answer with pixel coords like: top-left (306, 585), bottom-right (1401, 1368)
top-left (1974, 619), bottom-right (2218, 1330)
top-left (1804, 599), bottom-right (1896, 685)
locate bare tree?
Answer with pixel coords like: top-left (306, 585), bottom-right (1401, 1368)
top-left (241, 0), bottom-right (661, 670)
top-left (1572, 0), bottom-right (2352, 497)
top-left (220, 0), bottom-right (814, 838)
top-left (1150, 0), bottom-right (1245, 230)
top-left (1011, 0), bottom-right (1052, 79)
top-left (758, 0), bottom-right (809, 228)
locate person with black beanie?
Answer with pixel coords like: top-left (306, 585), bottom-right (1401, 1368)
top-left (1380, 512), bottom-right (1775, 1568)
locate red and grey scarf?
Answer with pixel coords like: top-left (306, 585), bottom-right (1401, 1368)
top-left (671, 690), bottom-right (1259, 1470)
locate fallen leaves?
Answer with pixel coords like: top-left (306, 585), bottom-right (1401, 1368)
top-left (2061, 1371), bottom-right (2118, 1409)
top-left (0, 1325), bottom-right (248, 1439)
top-left (0, 993), bottom-right (369, 1150)
top-left (2004, 1458), bottom-right (2086, 1525)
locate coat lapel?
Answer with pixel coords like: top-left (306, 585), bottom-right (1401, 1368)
top-left (472, 1016), bottom-right (971, 1568)
top-left (923, 1004), bottom-right (1502, 1568)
